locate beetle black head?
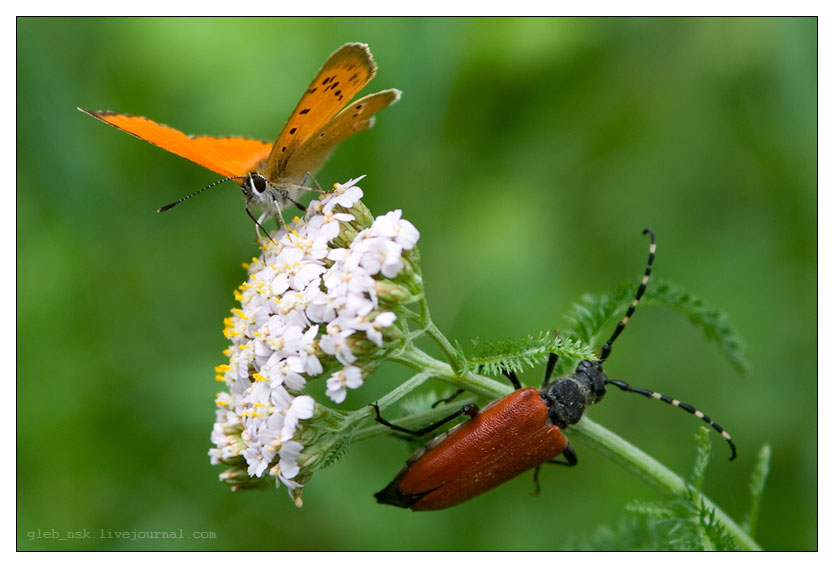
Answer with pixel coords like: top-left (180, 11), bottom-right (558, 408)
top-left (541, 360), bottom-right (607, 428)
top-left (575, 359), bottom-right (607, 398)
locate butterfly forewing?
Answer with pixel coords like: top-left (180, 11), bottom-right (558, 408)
top-left (283, 89), bottom-right (401, 182)
top-left (80, 109), bottom-right (272, 179)
top-left (265, 43), bottom-right (378, 182)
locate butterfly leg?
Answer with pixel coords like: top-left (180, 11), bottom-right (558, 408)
top-left (300, 171), bottom-right (326, 194)
top-left (288, 198), bottom-right (307, 212)
top-left (272, 206), bottom-right (293, 235)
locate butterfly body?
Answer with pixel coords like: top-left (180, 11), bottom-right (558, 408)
top-left (81, 43), bottom-right (399, 225)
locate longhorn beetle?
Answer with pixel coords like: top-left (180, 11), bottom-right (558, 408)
top-left (372, 229), bottom-right (736, 511)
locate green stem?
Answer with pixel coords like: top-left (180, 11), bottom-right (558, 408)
top-left (373, 370), bottom-right (434, 412)
top-left (416, 296), bottom-right (462, 371)
top-left (389, 342), bottom-right (508, 397)
top-left (426, 320), bottom-right (461, 368)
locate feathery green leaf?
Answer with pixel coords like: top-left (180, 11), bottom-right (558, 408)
top-left (690, 427), bottom-right (713, 495)
top-left (648, 280), bottom-right (749, 374)
top-left (580, 431), bottom-right (748, 550)
top-left (742, 444), bottom-right (771, 536)
top-left (562, 278), bottom-right (748, 374)
top-left (465, 331), bottom-right (595, 377)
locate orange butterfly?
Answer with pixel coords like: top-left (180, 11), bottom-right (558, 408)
top-left (80, 43), bottom-right (400, 227)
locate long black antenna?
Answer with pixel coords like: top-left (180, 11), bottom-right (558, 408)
top-left (606, 378), bottom-right (737, 460)
top-left (599, 228), bottom-right (656, 364)
top-left (157, 175), bottom-right (243, 212)
top-left (597, 229), bottom-right (736, 460)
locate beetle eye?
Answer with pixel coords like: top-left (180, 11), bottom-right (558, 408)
top-left (576, 360), bottom-right (593, 374)
top-left (591, 369), bottom-right (607, 396)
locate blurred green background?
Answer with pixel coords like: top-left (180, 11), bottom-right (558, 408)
top-left (17, 17), bottom-right (816, 550)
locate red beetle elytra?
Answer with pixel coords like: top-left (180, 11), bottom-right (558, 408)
top-left (373, 229), bottom-right (736, 511)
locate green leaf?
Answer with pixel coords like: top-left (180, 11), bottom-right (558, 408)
top-left (562, 278), bottom-right (749, 374)
top-left (648, 280), bottom-right (749, 374)
top-left (563, 283), bottom-right (634, 348)
top-left (689, 427), bottom-right (713, 495)
top-left (625, 500), bottom-right (677, 518)
top-left (563, 516), bottom-right (671, 551)
top-left (315, 434), bottom-right (353, 469)
top-left (465, 331), bottom-right (595, 377)
top-left (587, 499), bottom-right (741, 551)
top-left (589, 432), bottom-right (746, 551)
top-left (742, 444), bottom-right (772, 536)
top-left (696, 500), bottom-right (742, 551)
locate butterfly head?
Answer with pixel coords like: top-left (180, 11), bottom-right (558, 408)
top-left (240, 172), bottom-right (269, 201)
top-left (239, 172), bottom-right (310, 224)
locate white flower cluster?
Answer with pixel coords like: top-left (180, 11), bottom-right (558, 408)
top-left (209, 177), bottom-right (420, 493)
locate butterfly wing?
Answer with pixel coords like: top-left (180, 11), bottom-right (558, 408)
top-left (79, 108), bottom-right (272, 179)
top-left (264, 43), bottom-right (378, 182)
top-left (283, 89), bottom-right (401, 182)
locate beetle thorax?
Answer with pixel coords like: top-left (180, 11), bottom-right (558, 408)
top-left (540, 359), bottom-right (608, 428)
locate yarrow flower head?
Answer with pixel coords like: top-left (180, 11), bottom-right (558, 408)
top-left (210, 177), bottom-right (422, 505)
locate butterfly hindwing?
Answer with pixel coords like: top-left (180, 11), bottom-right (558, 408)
top-left (283, 89), bottom-right (401, 182)
top-left (264, 43), bottom-right (378, 182)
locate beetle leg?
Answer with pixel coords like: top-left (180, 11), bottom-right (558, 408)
top-left (531, 465), bottom-right (542, 495)
top-left (430, 388), bottom-right (465, 408)
top-left (543, 352), bottom-right (559, 387)
top-left (529, 442), bottom-right (577, 495)
top-left (501, 370), bottom-right (522, 390)
top-left (425, 365), bottom-right (524, 409)
top-left (545, 442), bottom-right (578, 466)
top-left (371, 402), bottom-right (479, 437)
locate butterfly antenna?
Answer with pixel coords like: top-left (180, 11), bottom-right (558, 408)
top-left (157, 176), bottom-right (244, 212)
top-left (599, 228), bottom-right (656, 364)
